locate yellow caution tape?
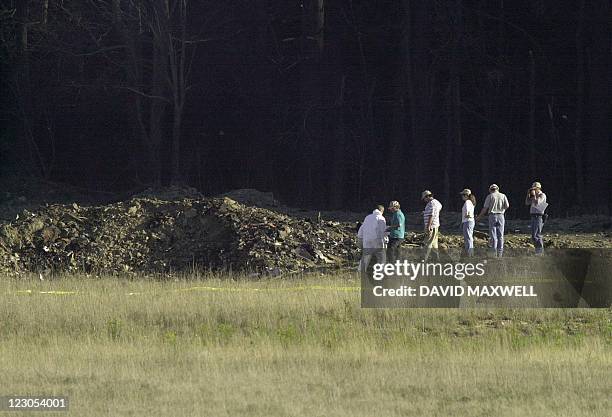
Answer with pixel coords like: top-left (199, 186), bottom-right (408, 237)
top-left (15, 290), bottom-right (77, 295)
top-left (10, 286), bottom-right (359, 296)
top-left (175, 285), bottom-right (359, 292)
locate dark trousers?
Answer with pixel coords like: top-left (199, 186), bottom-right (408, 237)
top-left (387, 238), bottom-right (404, 264)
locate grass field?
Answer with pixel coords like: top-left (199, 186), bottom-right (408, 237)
top-left (1, 272), bottom-right (611, 417)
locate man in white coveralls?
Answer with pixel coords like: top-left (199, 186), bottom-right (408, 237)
top-left (357, 205), bottom-right (388, 271)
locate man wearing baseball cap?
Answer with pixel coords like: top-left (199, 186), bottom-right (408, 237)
top-left (459, 189), bottom-right (476, 257)
top-left (476, 184), bottom-right (510, 257)
top-left (525, 181), bottom-right (548, 255)
top-left (421, 190), bottom-right (442, 261)
top-left (386, 200), bottom-right (405, 263)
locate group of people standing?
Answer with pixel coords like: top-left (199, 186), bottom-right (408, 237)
top-left (357, 182), bottom-right (548, 270)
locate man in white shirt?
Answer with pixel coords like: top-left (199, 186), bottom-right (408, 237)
top-left (357, 205), bottom-right (388, 271)
top-left (422, 190), bottom-right (442, 261)
top-left (476, 184), bottom-right (509, 257)
top-left (525, 181), bottom-right (548, 255)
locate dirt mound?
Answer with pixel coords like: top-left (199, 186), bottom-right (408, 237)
top-left (0, 197), bottom-right (360, 275)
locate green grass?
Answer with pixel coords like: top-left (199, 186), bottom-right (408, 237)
top-left (0, 273), bottom-right (610, 416)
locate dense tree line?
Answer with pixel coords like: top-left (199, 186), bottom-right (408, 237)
top-left (0, 0), bottom-right (610, 215)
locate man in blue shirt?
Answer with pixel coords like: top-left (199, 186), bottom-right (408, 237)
top-left (386, 200), bottom-right (405, 263)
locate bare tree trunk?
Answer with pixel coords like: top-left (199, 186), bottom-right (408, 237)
top-left (168, 0), bottom-right (188, 185)
top-left (329, 75), bottom-right (346, 209)
top-left (14, 0), bottom-right (45, 176)
top-left (42, 0), bottom-right (49, 30)
top-left (450, 0), bottom-right (463, 208)
top-left (314, 0), bottom-right (325, 54)
top-left (171, 109), bottom-right (182, 184)
top-left (403, 0), bottom-right (432, 193)
top-left (388, 73), bottom-right (406, 197)
top-left (481, 96), bottom-right (493, 194)
top-left (111, 1), bottom-right (156, 185)
top-left (149, 0), bottom-right (170, 185)
top-left (574, 0), bottom-right (586, 194)
top-left (443, 85), bottom-right (452, 205)
top-left (585, 0), bottom-right (611, 212)
top-left (298, 0), bottom-right (325, 206)
top-left (112, 0), bottom-right (121, 24)
top-left (528, 50), bottom-right (536, 180)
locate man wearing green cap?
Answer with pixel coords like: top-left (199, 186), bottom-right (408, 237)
top-left (525, 181), bottom-right (548, 255)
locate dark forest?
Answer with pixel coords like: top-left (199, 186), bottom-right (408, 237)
top-left (1, 0), bottom-right (610, 214)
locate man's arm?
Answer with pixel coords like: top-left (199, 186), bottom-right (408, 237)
top-left (426, 206), bottom-right (437, 231)
top-left (533, 193), bottom-right (547, 212)
top-left (377, 218), bottom-right (388, 239)
top-left (476, 195), bottom-right (491, 221)
top-left (476, 205), bottom-right (489, 221)
top-left (387, 213), bottom-right (400, 230)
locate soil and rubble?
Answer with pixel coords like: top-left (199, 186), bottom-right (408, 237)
top-left (0, 196), bottom-right (362, 275)
top-left (0, 188), bottom-right (610, 276)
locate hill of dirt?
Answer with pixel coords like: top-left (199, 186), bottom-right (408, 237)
top-left (0, 197), bottom-right (361, 275)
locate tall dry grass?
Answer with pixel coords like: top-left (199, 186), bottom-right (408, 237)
top-left (0, 272), bottom-right (610, 416)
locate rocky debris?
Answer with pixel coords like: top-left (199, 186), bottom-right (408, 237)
top-left (509, 215), bottom-right (612, 233)
top-left (132, 185), bottom-right (205, 200)
top-left (0, 191), bottom-right (610, 276)
top-left (0, 197), bottom-right (361, 275)
top-left (220, 189), bottom-right (280, 209)
top-left (0, 175), bottom-right (109, 221)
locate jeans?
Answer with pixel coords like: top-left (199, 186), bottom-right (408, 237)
top-left (387, 238), bottom-right (404, 264)
top-left (531, 214), bottom-right (544, 254)
top-left (488, 213), bottom-right (505, 257)
top-left (462, 220), bottom-right (474, 256)
top-left (359, 248), bottom-right (386, 272)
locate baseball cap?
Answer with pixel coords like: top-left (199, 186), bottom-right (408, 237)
top-left (489, 184), bottom-right (499, 190)
top-left (421, 190), bottom-right (432, 200)
top-left (388, 200), bottom-right (400, 209)
top-left (459, 188), bottom-right (471, 195)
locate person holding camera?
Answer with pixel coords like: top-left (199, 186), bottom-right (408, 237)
top-left (525, 181), bottom-right (548, 255)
